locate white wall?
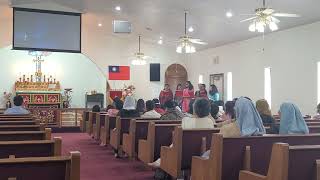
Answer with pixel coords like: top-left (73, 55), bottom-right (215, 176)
top-left (0, 46), bottom-right (106, 108)
top-left (0, 5), bottom-right (186, 107)
top-left (186, 21), bottom-right (320, 115)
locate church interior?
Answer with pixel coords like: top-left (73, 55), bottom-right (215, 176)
top-left (0, 0), bottom-right (320, 179)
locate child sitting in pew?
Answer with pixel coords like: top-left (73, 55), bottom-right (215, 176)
top-left (4, 95), bottom-right (30, 115)
top-left (107, 97), bottom-right (123, 116)
top-left (279, 102), bottom-right (309, 134)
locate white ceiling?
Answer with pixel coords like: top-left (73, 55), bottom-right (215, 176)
top-left (3, 0), bottom-right (320, 50)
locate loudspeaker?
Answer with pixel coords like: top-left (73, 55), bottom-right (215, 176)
top-left (150, 63), bottom-right (160, 81)
top-left (113, 20), bottom-right (132, 33)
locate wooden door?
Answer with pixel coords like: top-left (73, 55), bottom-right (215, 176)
top-left (165, 64), bottom-right (188, 90)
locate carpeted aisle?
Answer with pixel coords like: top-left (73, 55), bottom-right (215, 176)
top-left (54, 133), bottom-right (154, 180)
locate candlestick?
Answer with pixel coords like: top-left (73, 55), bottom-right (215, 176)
top-left (30, 75), bottom-right (33, 82)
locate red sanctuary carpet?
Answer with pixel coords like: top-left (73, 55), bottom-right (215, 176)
top-left (54, 133), bottom-right (154, 180)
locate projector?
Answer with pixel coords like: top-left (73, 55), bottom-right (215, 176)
top-left (113, 20), bottom-right (132, 33)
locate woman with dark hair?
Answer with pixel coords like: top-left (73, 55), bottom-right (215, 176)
top-left (159, 84), bottom-right (174, 106)
top-left (208, 84), bottom-right (220, 102)
top-left (221, 101), bottom-right (235, 121)
top-left (174, 84), bottom-right (183, 107)
top-left (92, 105), bottom-right (101, 112)
top-left (142, 100), bottom-right (161, 118)
top-left (182, 81), bottom-right (195, 112)
top-left (153, 98), bottom-right (165, 115)
top-left (136, 99), bottom-right (145, 115)
top-left (195, 84), bottom-right (208, 98)
top-left (108, 98), bottom-right (123, 116)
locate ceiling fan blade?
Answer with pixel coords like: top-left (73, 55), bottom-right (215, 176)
top-left (263, 8), bottom-right (275, 15)
top-left (189, 39), bottom-right (208, 45)
top-left (273, 13), bottom-right (301, 17)
top-left (240, 17), bottom-right (257, 22)
top-left (271, 16), bottom-right (280, 23)
top-left (240, 14), bottom-right (257, 16)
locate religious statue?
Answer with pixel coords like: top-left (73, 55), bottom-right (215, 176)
top-left (62, 88), bottom-right (73, 108)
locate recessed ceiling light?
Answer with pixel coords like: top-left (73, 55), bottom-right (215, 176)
top-left (115, 6), bottom-right (121, 11)
top-left (158, 39), bottom-right (163, 45)
top-left (188, 26), bottom-right (194, 32)
top-left (226, 11), bottom-right (233, 18)
top-left (98, 23), bottom-right (102, 27)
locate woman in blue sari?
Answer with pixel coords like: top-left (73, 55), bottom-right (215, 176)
top-left (279, 103), bottom-right (309, 134)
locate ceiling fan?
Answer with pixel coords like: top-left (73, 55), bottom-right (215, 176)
top-left (176, 11), bottom-right (207, 54)
top-left (130, 35), bottom-right (152, 66)
top-left (240, 0), bottom-right (300, 33)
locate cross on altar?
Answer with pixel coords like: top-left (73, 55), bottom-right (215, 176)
top-left (33, 56), bottom-right (44, 82)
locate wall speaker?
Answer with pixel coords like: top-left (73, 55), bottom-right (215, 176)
top-left (150, 63), bottom-right (160, 82)
top-left (113, 20), bottom-right (132, 33)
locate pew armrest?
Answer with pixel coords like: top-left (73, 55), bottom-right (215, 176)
top-left (191, 156), bottom-right (209, 180)
top-left (160, 145), bottom-right (180, 178)
top-left (239, 170), bottom-right (266, 180)
top-left (138, 139), bottom-right (152, 163)
top-left (122, 133), bottom-right (132, 157)
top-left (100, 127), bottom-right (106, 146)
top-left (110, 129), bottom-right (119, 149)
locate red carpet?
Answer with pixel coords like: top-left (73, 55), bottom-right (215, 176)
top-left (54, 133), bottom-right (154, 180)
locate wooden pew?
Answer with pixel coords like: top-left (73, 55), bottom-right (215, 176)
top-left (0, 128), bottom-right (51, 141)
top-left (93, 113), bottom-right (108, 141)
top-left (110, 117), bottom-right (159, 154)
top-left (191, 133), bottom-right (320, 180)
top-left (239, 143), bottom-right (320, 180)
top-left (0, 120), bottom-right (38, 125)
top-left (160, 127), bottom-right (220, 179)
top-left (0, 151), bottom-right (80, 180)
top-left (86, 112), bottom-right (96, 136)
top-left (0, 124), bottom-right (45, 131)
top-left (0, 137), bottom-right (62, 158)
top-left (81, 111), bottom-right (90, 132)
top-left (122, 120), bottom-right (181, 159)
top-left (99, 116), bottom-right (117, 146)
top-left (138, 122), bottom-right (181, 164)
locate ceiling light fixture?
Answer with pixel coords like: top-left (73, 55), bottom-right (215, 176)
top-left (131, 35), bottom-right (147, 66)
top-left (115, 6), bottom-right (121, 11)
top-left (176, 11), bottom-right (207, 54)
top-left (158, 37), bottom-right (163, 45)
top-left (188, 26), bottom-right (194, 32)
top-left (98, 23), bottom-right (102, 27)
top-left (241, 0), bottom-right (300, 33)
top-left (226, 11), bottom-right (233, 18)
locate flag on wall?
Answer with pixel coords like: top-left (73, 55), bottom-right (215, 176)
top-left (108, 66), bottom-right (130, 80)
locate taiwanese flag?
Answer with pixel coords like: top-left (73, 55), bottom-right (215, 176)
top-left (108, 66), bottom-right (130, 80)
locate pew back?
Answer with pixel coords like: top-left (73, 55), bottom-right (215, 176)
top-left (0, 137), bottom-right (61, 158)
top-left (0, 151), bottom-right (80, 180)
top-left (0, 128), bottom-right (51, 141)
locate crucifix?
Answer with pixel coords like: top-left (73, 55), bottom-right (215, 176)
top-left (33, 55), bottom-right (44, 82)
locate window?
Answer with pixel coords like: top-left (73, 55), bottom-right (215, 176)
top-left (264, 67), bottom-right (272, 107)
top-left (227, 72), bottom-right (233, 101)
top-left (198, 74), bottom-right (204, 84)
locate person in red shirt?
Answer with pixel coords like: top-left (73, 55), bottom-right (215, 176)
top-left (159, 84), bottom-right (173, 106)
top-left (182, 81), bottom-right (195, 112)
top-left (195, 84), bottom-right (208, 99)
top-left (174, 84), bottom-right (183, 107)
top-left (153, 98), bottom-right (166, 115)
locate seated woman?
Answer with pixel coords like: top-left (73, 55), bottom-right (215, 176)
top-left (181, 98), bottom-right (215, 129)
top-left (256, 99), bottom-right (278, 134)
top-left (92, 105), bottom-right (101, 112)
top-left (141, 100), bottom-right (161, 119)
top-left (313, 103), bottom-right (320, 120)
top-left (136, 99), bottom-right (145, 115)
top-left (220, 101), bottom-right (235, 121)
top-left (107, 98), bottom-right (123, 116)
top-left (219, 97), bottom-right (266, 137)
top-left (153, 98), bottom-right (166, 115)
top-left (4, 95), bottom-right (30, 115)
top-left (160, 100), bottom-right (185, 120)
top-left (117, 96), bottom-right (140, 118)
top-left (279, 102), bottom-right (309, 134)
top-left (149, 98), bottom-right (214, 168)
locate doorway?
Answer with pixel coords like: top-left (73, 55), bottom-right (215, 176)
top-left (165, 64), bottom-right (188, 91)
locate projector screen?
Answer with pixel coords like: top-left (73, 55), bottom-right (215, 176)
top-left (13, 8), bottom-right (81, 53)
